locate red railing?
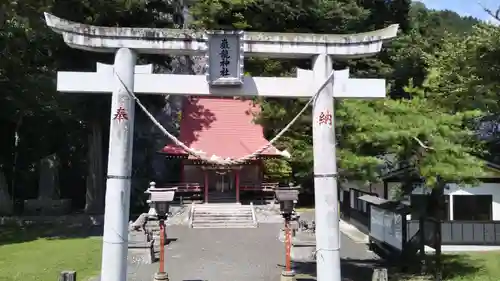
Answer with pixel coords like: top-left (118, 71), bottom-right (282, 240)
top-left (161, 182), bottom-right (278, 192)
top-left (160, 182), bottom-right (203, 192)
top-left (239, 182), bottom-right (278, 192)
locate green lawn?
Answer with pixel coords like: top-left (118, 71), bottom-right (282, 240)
top-left (436, 251), bottom-right (500, 281)
top-left (396, 251), bottom-right (500, 281)
top-left (293, 251), bottom-right (500, 281)
top-left (0, 225), bottom-right (102, 281)
top-left (444, 251), bottom-right (500, 281)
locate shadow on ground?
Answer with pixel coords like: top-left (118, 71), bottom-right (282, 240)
top-left (292, 254), bottom-right (482, 281)
top-left (165, 238), bottom-right (177, 245)
top-left (0, 223), bottom-right (103, 246)
top-left (438, 254), bottom-right (481, 279)
top-left (389, 254), bottom-right (482, 280)
top-left (291, 258), bottom-right (385, 281)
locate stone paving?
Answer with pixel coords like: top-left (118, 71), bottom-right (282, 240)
top-left (124, 224), bottom-right (379, 281)
top-left (165, 205), bottom-right (190, 225)
top-left (93, 206), bottom-right (382, 281)
top-left (291, 230), bottom-right (381, 281)
top-left (127, 224), bottom-right (284, 281)
top-left (254, 203), bottom-right (283, 224)
top-left (286, 209), bottom-right (382, 281)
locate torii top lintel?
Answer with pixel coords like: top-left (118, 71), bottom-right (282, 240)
top-left (44, 13), bottom-right (398, 59)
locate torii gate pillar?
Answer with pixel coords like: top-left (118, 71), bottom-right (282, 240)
top-left (44, 12), bottom-right (398, 281)
top-left (312, 54), bottom-right (340, 280)
top-left (102, 48), bottom-right (136, 281)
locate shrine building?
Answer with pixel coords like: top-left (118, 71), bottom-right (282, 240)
top-left (160, 96), bottom-right (288, 203)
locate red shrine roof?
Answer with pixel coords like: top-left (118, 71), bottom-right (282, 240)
top-left (161, 97), bottom-right (284, 159)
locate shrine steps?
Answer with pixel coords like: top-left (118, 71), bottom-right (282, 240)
top-left (190, 203), bottom-right (257, 229)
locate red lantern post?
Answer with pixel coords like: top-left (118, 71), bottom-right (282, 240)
top-left (154, 219), bottom-right (169, 281)
top-left (285, 219), bottom-right (292, 272)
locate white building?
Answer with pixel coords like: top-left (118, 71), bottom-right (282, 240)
top-left (342, 162), bottom-right (500, 222)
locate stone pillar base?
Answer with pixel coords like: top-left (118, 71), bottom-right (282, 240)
top-left (153, 272), bottom-right (169, 281)
top-left (281, 270), bottom-right (296, 281)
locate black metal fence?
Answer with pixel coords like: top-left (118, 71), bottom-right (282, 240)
top-left (407, 220), bottom-right (500, 245)
top-left (344, 188), bottom-right (500, 246)
top-left (348, 189), bottom-right (378, 230)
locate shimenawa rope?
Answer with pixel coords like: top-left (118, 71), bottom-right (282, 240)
top-left (115, 70), bottom-right (335, 165)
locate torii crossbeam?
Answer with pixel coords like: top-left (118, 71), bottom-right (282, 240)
top-left (57, 67), bottom-right (385, 98)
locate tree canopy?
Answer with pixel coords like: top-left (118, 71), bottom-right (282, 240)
top-left (1, 0), bottom-right (500, 211)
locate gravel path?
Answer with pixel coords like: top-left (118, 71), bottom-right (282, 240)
top-left (254, 203), bottom-right (283, 224)
top-left (90, 207), bottom-right (380, 281)
top-left (291, 230), bottom-right (381, 281)
top-left (128, 224), bottom-right (284, 281)
top-left (292, 209), bottom-right (382, 281)
top-left (124, 224), bottom-right (378, 281)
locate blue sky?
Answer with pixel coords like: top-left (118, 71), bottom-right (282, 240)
top-left (415, 0), bottom-right (498, 23)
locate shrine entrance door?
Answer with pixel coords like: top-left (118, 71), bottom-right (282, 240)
top-left (202, 167), bottom-right (242, 203)
top-left (213, 170), bottom-right (235, 193)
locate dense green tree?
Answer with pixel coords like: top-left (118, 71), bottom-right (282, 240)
top-left (0, 0), bottom-right (180, 211)
top-left (190, 0), bottom-right (487, 188)
top-left (0, 0), bottom-right (495, 213)
top-left (423, 23), bottom-right (500, 163)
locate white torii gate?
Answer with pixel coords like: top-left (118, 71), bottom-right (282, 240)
top-left (45, 13), bottom-right (398, 281)
top-left (58, 63), bottom-right (385, 98)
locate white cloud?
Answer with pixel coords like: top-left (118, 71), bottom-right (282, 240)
top-left (486, 16), bottom-right (500, 26)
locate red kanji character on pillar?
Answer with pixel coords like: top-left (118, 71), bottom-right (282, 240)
top-left (318, 110), bottom-right (332, 126)
top-left (113, 106), bottom-right (128, 121)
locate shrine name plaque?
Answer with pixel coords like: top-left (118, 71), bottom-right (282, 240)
top-left (206, 31), bottom-right (244, 86)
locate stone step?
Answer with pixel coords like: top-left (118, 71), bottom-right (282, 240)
top-left (193, 216), bottom-right (252, 220)
top-left (194, 206), bottom-right (250, 209)
top-left (194, 212), bottom-right (252, 216)
top-left (194, 207), bottom-right (250, 211)
top-left (194, 208), bottom-right (252, 212)
top-left (196, 208), bottom-right (250, 210)
top-left (193, 213), bottom-right (252, 217)
top-left (191, 203), bottom-right (256, 228)
top-left (194, 203), bottom-right (246, 207)
top-left (193, 221), bottom-right (254, 226)
top-left (194, 210), bottom-right (251, 213)
top-left (194, 211), bottom-right (251, 214)
top-left (193, 219), bottom-right (254, 224)
top-left (193, 214), bottom-right (252, 219)
top-left (192, 223), bottom-right (257, 229)
top-left (193, 215), bottom-right (252, 219)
